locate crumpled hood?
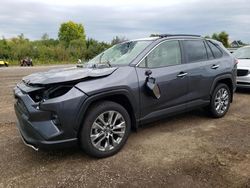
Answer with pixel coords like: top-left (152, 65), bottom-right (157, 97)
top-left (22, 66), bottom-right (118, 85)
top-left (237, 59), bottom-right (250, 69)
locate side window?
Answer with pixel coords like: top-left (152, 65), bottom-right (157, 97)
top-left (139, 40), bottom-right (181, 68)
top-left (204, 41), bottom-right (214, 60)
top-left (207, 41), bottom-right (223, 58)
top-left (183, 40), bottom-right (207, 63)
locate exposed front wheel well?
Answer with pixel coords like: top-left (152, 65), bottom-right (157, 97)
top-left (101, 95), bottom-right (137, 130)
top-left (79, 94), bottom-right (137, 133)
top-left (79, 100), bottom-right (131, 158)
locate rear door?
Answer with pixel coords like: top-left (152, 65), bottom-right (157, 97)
top-left (181, 39), bottom-right (211, 103)
top-left (181, 39), bottom-right (225, 105)
top-left (135, 40), bottom-right (189, 123)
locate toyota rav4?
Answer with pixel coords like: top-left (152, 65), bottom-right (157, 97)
top-left (14, 34), bottom-right (237, 158)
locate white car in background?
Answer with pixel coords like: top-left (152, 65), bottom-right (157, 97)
top-left (233, 46), bottom-right (250, 88)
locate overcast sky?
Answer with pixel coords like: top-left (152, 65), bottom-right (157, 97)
top-left (0, 0), bottom-right (249, 42)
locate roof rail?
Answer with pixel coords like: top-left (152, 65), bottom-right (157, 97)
top-left (157, 34), bottom-right (201, 38)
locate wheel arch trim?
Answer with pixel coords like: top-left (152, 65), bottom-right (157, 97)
top-left (75, 89), bottom-right (139, 133)
top-left (209, 74), bottom-right (235, 102)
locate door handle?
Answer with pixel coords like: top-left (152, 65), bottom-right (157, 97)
top-left (211, 64), bottom-right (219, 69)
top-left (177, 72), bottom-right (188, 78)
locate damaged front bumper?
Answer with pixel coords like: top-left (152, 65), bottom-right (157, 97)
top-left (14, 83), bottom-right (87, 150)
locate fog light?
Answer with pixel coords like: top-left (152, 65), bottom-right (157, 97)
top-left (52, 114), bottom-right (60, 126)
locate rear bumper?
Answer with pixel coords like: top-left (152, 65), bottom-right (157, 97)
top-left (14, 84), bottom-right (87, 150)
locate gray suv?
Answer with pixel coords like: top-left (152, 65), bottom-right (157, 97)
top-left (14, 34), bottom-right (237, 158)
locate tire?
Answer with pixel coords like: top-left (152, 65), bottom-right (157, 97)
top-left (80, 101), bottom-right (131, 158)
top-left (208, 83), bottom-right (231, 118)
top-left (5, 63), bottom-right (8, 67)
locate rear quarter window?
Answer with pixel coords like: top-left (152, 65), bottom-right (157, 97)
top-left (204, 41), bottom-right (214, 60)
top-left (207, 41), bottom-right (223, 59)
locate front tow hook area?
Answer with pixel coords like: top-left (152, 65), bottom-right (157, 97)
top-left (19, 131), bottom-right (39, 151)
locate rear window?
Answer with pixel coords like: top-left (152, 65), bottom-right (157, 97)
top-left (207, 41), bottom-right (223, 58)
top-left (183, 40), bottom-right (207, 63)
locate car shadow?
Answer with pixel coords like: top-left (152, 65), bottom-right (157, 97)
top-left (28, 108), bottom-right (208, 161)
top-left (236, 87), bottom-right (250, 94)
top-left (28, 104), bottom-right (225, 161)
top-left (139, 107), bottom-right (211, 132)
top-left (27, 146), bottom-right (96, 163)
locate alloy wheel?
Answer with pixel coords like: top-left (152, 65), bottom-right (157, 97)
top-left (90, 111), bottom-right (126, 151)
top-left (214, 88), bottom-right (229, 114)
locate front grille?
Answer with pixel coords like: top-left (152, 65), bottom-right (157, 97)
top-left (237, 69), bottom-right (249, 77)
top-left (237, 82), bottom-right (250, 86)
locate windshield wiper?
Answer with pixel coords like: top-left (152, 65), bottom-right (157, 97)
top-left (101, 60), bottom-right (112, 67)
top-left (98, 52), bottom-right (111, 67)
top-left (90, 61), bottom-right (112, 69)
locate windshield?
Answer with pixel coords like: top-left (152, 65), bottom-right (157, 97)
top-left (87, 40), bottom-right (152, 66)
top-left (233, 47), bottom-right (250, 59)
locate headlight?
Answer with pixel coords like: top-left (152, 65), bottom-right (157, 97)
top-left (29, 85), bottom-right (73, 102)
top-left (43, 85), bottom-right (73, 99)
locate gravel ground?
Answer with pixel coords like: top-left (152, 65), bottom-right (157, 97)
top-left (0, 66), bottom-right (249, 188)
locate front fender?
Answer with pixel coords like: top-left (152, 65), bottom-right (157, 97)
top-left (74, 88), bottom-right (139, 132)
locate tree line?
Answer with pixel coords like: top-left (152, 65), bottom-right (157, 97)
top-left (0, 21), bottom-right (247, 65)
top-left (0, 21), bottom-right (118, 64)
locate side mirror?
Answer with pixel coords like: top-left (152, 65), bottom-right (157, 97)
top-left (145, 69), bottom-right (152, 76)
top-left (144, 70), bottom-right (161, 99)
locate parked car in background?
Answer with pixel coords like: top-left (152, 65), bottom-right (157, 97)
top-left (233, 46), bottom-right (250, 88)
top-left (20, 58), bottom-right (33, 66)
top-left (14, 34), bottom-right (237, 158)
top-left (0, 60), bottom-right (9, 67)
top-left (227, 48), bottom-right (238, 54)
